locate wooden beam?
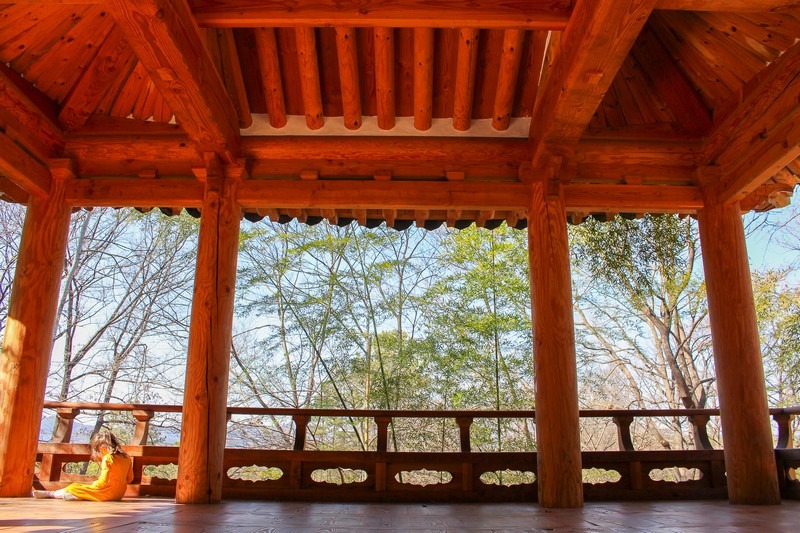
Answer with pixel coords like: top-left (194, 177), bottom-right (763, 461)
top-left (106, 0), bottom-right (240, 161)
top-left (254, 28), bottom-right (288, 128)
top-left (238, 180), bottom-right (529, 210)
top-left (241, 137), bottom-right (532, 162)
top-left (0, 62), bottom-right (64, 157)
top-left (492, 29), bottom-right (525, 131)
top-left (0, 132), bottom-right (52, 198)
top-left (295, 27), bottom-right (325, 130)
top-left (705, 40), bottom-right (800, 203)
top-left (413, 27), bottom-right (434, 131)
top-left (453, 28), bottom-right (480, 132)
top-left (65, 178), bottom-right (204, 207)
top-left (64, 177), bottom-right (704, 213)
top-left (631, 25), bottom-right (712, 137)
top-left (374, 27), bottom-right (396, 130)
top-left (530, 0), bottom-right (656, 166)
top-left (565, 184), bottom-right (703, 212)
top-left (190, 0), bottom-right (571, 29)
top-left (0, 176), bottom-right (29, 204)
top-left (59, 27), bottom-right (137, 131)
top-left (217, 28), bottom-right (253, 129)
top-left (335, 26), bottom-right (362, 130)
top-left (654, 0), bottom-right (800, 10)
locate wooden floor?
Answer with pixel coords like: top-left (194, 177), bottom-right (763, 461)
top-left (1, 498), bottom-right (798, 532)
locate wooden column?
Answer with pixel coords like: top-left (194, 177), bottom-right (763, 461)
top-left (175, 166), bottom-right (241, 504)
top-left (528, 179), bottom-right (583, 508)
top-left (0, 177), bottom-right (71, 496)
top-left (697, 199), bottom-right (780, 505)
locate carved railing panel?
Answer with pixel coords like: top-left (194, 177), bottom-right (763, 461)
top-left (35, 403), bottom-right (798, 501)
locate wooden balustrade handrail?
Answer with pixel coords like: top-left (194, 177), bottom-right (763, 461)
top-left (42, 401), bottom-right (800, 418)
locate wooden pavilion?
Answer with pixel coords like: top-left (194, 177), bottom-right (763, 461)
top-left (0, 0), bottom-right (799, 509)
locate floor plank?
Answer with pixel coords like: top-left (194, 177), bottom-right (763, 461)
top-left (1, 498), bottom-right (797, 532)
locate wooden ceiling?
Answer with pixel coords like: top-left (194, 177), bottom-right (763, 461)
top-left (0, 0), bottom-right (799, 229)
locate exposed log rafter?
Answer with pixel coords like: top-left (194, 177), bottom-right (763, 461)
top-left (704, 40), bottom-right (800, 204)
top-left (106, 0), bottom-right (241, 162)
top-left (0, 62), bottom-right (65, 159)
top-left (530, 0), bottom-right (656, 172)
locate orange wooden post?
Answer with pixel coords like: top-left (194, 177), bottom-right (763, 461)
top-left (176, 166), bottom-right (241, 504)
top-left (528, 178), bottom-right (583, 508)
top-left (0, 176), bottom-right (71, 496)
top-left (697, 199), bottom-right (780, 505)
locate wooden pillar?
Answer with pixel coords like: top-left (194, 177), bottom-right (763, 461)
top-left (0, 177), bottom-right (71, 496)
top-left (528, 179), bottom-right (583, 508)
top-left (697, 199), bottom-right (780, 505)
top-left (175, 166), bottom-right (241, 503)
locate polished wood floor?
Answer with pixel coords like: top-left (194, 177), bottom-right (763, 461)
top-left (1, 498), bottom-right (798, 532)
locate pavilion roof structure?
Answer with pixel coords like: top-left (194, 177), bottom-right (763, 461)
top-left (0, 0), bottom-right (799, 229)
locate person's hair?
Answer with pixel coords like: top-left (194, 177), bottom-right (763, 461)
top-left (90, 430), bottom-right (129, 459)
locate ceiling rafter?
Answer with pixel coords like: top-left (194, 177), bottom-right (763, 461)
top-left (704, 40), bottom-right (800, 203)
top-left (530, 0), bottom-right (656, 170)
top-left (0, 131), bottom-right (53, 198)
top-left (0, 62), bottom-right (65, 158)
top-left (105, 0), bottom-right (241, 162)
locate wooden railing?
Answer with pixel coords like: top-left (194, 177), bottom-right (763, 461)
top-left (35, 402), bottom-right (799, 502)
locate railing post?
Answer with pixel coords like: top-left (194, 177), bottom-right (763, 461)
top-left (689, 414), bottom-right (714, 450)
top-left (374, 416), bottom-right (391, 492)
top-left (290, 415), bottom-right (310, 490)
top-left (456, 417), bottom-right (473, 493)
top-left (456, 417), bottom-right (473, 453)
top-left (612, 416), bottom-right (635, 452)
top-left (39, 408), bottom-right (81, 483)
top-left (129, 409), bottom-right (154, 486)
top-left (773, 413), bottom-right (794, 449)
top-left (375, 416), bottom-right (391, 453)
top-left (131, 410), bottom-right (154, 446)
top-left (612, 415), bottom-right (642, 491)
top-left (292, 415), bottom-right (310, 451)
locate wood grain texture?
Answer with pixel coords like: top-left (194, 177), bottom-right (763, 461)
top-left (295, 27), bottom-right (325, 130)
top-left (105, 0), bottom-right (240, 161)
top-left (335, 26), bottom-right (362, 130)
top-left (190, 0), bottom-right (571, 29)
top-left (654, 0), bottom-right (799, 10)
top-left (413, 27), bottom-right (433, 130)
top-left (452, 28), bottom-right (479, 131)
top-left (0, 131), bottom-right (52, 197)
top-left (237, 180), bottom-right (531, 211)
top-left (630, 25), bottom-right (712, 137)
top-left (59, 27), bottom-right (137, 130)
top-left (0, 62), bottom-right (64, 157)
top-left (217, 28), bottom-right (253, 128)
top-left (254, 27), bottom-right (287, 128)
top-left (492, 29), bottom-right (525, 130)
top-left (704, 40), bottom-right (800, 203)
top-left (696, 200), bottom-right (780, 505)
top-left (0, 177), bottom-right (71, 496)
top-left (176, 169), bottom-right (241, 504)
top-left (528, 179), bottom-right (583, 508)
top-left (66, 178), bottom-right (204, 207)
top-left (530, 0), bottom-right (655, 166)
top-left (374, 27), bottom-right (395, 130)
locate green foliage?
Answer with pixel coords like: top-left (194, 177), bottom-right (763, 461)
top-left (753, 269), bottom-right (800, 406)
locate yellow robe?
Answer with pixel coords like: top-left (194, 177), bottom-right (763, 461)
top-left (63, 452), bottom-right (133, 501)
